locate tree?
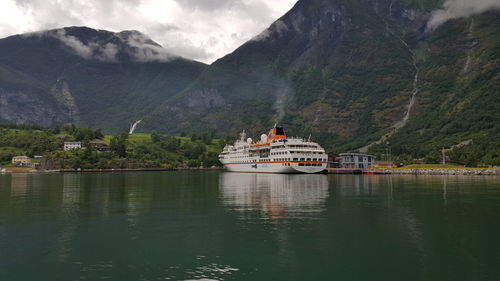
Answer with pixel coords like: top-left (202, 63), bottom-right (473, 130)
top-left (93, 128), bottom-right (104, 139)
top-left (110, 132), bottom-right (128, 158)
top-left (201, 133), bottom-right (212, 145)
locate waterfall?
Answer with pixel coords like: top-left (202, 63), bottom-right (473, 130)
top-left (358, 17), bottom-right (419, 152)
top-left (395, 64), bottom-right (419, 129)
top-left (462, 19), bottom-right (475, 74)
top-left (129, 120), bottom-right (142, 134)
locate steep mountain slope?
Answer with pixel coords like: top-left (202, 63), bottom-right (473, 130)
top-left (379, 12), bottom-right (500, 164)
top-left (146, 0), bottom-right (430, 142)
top-left (145, 0), bottom-right (499, 164)
top-left (0, 27), bottom-right (206, 131)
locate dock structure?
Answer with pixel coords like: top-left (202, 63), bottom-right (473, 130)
top-left (326, 168), bottom-right (363, 174)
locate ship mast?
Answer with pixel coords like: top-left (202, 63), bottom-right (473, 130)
top-left (240, 130), bottom-right (246, 142)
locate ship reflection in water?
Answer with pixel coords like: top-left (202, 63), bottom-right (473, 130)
top-left (220, 172), bottom-right (329, 224)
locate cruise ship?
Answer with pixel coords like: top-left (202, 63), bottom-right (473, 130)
top-left (219, 126), bottom-right (328, 174)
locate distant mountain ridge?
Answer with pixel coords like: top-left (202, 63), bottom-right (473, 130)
top-left (0, 26), bottom-right (206, 129)
top-left (23, 27), bottom-right (174, 63)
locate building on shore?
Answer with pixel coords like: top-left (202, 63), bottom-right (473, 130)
top-left (89, 140), bottom-right (104, 147)
top-left (88, 139), bottom-right (111, 152)
top-left (327, 153), bottom-right (341, 168)
top-left (11, 156), bottom-right (32, 167)
top-left (338, 153), bottom-right (376, 169)
top-left (96, 146), bottom-right (111, 152)
top-left (64, 141), bottom-right (82, 151)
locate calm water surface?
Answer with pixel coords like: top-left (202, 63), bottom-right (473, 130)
top-left (0, 172), bottom-right (499, 281)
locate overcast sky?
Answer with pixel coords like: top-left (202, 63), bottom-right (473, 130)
top-left (0, 0), bottom-right (298, 63)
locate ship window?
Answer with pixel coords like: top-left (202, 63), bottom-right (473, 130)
top-left (299, 163), bottom-right (304, 166)
top-left (306, 163), bottom-right (311, 166)
top-left (313, 158), bottom-right (317, 161)
top-left (293, 158), bottom-right (298, 161)
top-left (307, 158), bottom-right (311, 161)
top-left (300, 158), bottom-right (305, 161)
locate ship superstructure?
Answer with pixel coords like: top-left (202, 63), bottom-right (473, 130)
top-left (219, 126), bottom-right (327, 174)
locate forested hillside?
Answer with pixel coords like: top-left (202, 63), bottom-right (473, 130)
top-left (1, 0), bottom-right (499, 165)
top-left (144, 0), bottom-right (500, 165)
top-left (0, 27), bottom-right (206, 130)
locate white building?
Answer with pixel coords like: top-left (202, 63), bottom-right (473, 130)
top-left (339, 153), bottom-right (376, 169)
top-left (11, 156), bottom-right (31, 166)
top-left (64, 141), bottom-right (82, 151)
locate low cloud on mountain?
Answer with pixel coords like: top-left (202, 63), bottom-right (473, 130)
top-left (427, 0), bottom-right (500, 30)
top-left (0, 0), bottom-right (297, 63)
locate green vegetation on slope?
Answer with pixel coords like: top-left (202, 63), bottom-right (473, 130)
top-left (0, 124), bottom-right (223, 169)
top-left (367, 13), bottom-right (500, 167)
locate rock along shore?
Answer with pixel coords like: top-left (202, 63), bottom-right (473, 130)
top-left (380, 168), bottom-right (499, 176)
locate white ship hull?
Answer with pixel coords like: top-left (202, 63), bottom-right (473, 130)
top-left (224, 162), bottom-right (326, 174)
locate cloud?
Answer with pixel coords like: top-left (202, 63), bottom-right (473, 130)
top-left (98, 43), bottom-right (119, 62)
top-left (119, 31), bottom-right (175, 62)
top-left (0, 0), bottom-right (298, 63)
top-left (427, 0), bottom-right (500, 30)
top-left (27, 28), bottom-right (176, 63)
top-left (251, 19), bottom-right (290, 41)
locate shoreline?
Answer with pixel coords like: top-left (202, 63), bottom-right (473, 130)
top-left (2, 167), bottom-right (498, 176)
top-left (0, 167), bottom-right (225, 174)
top-left (371, 168), bottom-right (499, 176)
top-left (326, 167), bottom-right (499, 176)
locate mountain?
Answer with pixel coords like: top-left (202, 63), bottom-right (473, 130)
top-left (1, 0), bottom-right (499, 165)
top-left (144, 0), bottom-right (500, 164)
top-left (0, 26), bottom-right (206, 130)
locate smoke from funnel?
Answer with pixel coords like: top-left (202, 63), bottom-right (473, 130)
top-left (427, 0), bottom-right (500, 31)
top-left (273, 80), bottom-right (293, 124)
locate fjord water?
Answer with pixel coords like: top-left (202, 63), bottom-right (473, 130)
top-left (1, 172), bottom-right (499, 281)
